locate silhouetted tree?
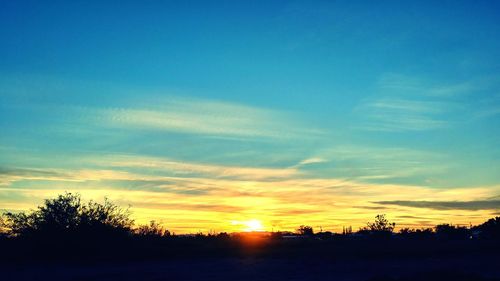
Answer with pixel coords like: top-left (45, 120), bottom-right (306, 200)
top-left (296, 225), bottom-right (314, 236)
top-left (216, 232), bottom-right (230, 239)
top-left (399, 227), bottom-right (413, 234)
top-left (0, 193), bottom-right (133, 238)
top-left (315, 231), bottom-right (333, 240)
top-left (398, 227), bottom-right (434, 239)
top-left (342, 226), bottom-right (353, 235)
top-left (359, 214), bottom-right (395, 236)
top-left (135, 220), bottom-right (170, 237)
top-left (476, 216), bottom-right (500, 239)
top-left (368, 214), bottom-right (395, 232)
top-left (435, 224), bottom-right (469, 240)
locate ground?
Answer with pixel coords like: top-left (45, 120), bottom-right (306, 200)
top-left (3, 254), bottom-right (500, 281)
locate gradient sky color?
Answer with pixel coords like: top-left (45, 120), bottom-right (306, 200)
top-left (1, 1), bottom-right (499, 233)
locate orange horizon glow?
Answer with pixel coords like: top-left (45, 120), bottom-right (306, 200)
top-left (1, 178), bottom-right (498, 234)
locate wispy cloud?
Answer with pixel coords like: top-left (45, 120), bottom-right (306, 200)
top-left (377, 73), bottom-right (484, 97)
top-left (355, 94), bottom-right (454, 132)
top-left (296, 157), bottom-right (327, 166)
top-left (88, 154), bottom-right (300, 181)
top-left (374, 199), bottom-right (500, 211)
top-left (300, 145), bottom-right (450, 184)
top-left (0, 167), bottom-right (136, 186)
top-left (77, 97), bottom-right (322, 140)
top-left (355, 73), bottom-right (482, 132)
top-left (356, 98), bottom-right (449, 131)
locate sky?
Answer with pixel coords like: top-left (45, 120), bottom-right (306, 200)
top-left (1, 0), bottom-right (499, 233)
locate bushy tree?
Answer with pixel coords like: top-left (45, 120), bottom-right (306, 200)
top-left (80, 197), bottom-right (133, 233)
top-left (296, 225), bottom-right (314, 236)
top-left (367, 214), bottom-right (396, 233)
top-left (398, 227), bottom-right (434, 239)
top-left (476, 216), bottom-right (500, 239)
top-left (0, 193), bottom-right (133, 238)
top-left (135, 220), bottom-right (170, 237)
top-left (434, 224), bottom-right (469, 239)
top-left (359, 214), bottom-right (396, 236)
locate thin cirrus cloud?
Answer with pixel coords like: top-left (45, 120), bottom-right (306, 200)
top-left (87, 154), bottom-right (299, 181)
top-left (299, 145), bottom-right (450, 183)
top-left (354, 73), bottom-right (484, 132)
top-left (355, 98), bottom-right (450, 131)
top-left (377, 73), bottom-right (483, 97)
top-left (78, 97), bottom-right (322, 140)
top-left (0, 166), bottom-right (146, 186)
top-left (374, 200), bottom-right (500, 211)
top-left (296, 157), bottom-right (328, 166)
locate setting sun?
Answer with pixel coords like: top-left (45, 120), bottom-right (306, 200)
top-left (244, 219), bottom-right (264, 232)
top-left (234, 219), bottom-right (265, 232)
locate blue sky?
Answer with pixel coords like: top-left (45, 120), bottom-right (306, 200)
top-left (1, 1), bottom-right (499, 232)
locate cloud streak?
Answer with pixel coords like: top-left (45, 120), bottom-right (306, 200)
top-left (355, 73), bottom-right (479, 132)
top-left (356, 98), bottom-right (450, 131)
top-left (79, 97), bottom-right (322, 140)
top-left (300, 145), bottom-right (450, 184)
top-left (88, 154), bottom-right (300, 181)
top-left (374, 200), bottom-right (500, 211)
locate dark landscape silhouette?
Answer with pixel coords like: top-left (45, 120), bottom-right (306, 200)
top-left (1, 193), bottom-right (499, 281)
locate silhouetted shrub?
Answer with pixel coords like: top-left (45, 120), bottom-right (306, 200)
top-left (315, 231), bottom-right (334, 240)
top-left (296, 225), bottom-right (314, 236)
top-left (216, 232), bottom-right (230, 239)
top-left (135, 220), bottom-right (170, 237)
top-left (434, 224), bottom-right (469, 240)
top-left (359, 214), bottom-right (395, 237)
top-left (475, 216), bottom-right (500, 239)
top-left (0, 193), bottom-right (133, 239)
top-left (398, 227), bottom-right (433, 239)
top-left (368, 214), bottom-right (395, 232)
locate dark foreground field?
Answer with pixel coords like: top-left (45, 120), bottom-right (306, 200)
top-left (2, 238), bottom-right (499, 281)
top-left (2, 254), bottom-right (499, 281)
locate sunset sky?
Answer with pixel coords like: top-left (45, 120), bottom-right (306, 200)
top-left (1, 1), bottom-right (499, 233)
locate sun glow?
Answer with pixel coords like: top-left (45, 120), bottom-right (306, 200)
top-left (232, 219), bottom-right (265, 232)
